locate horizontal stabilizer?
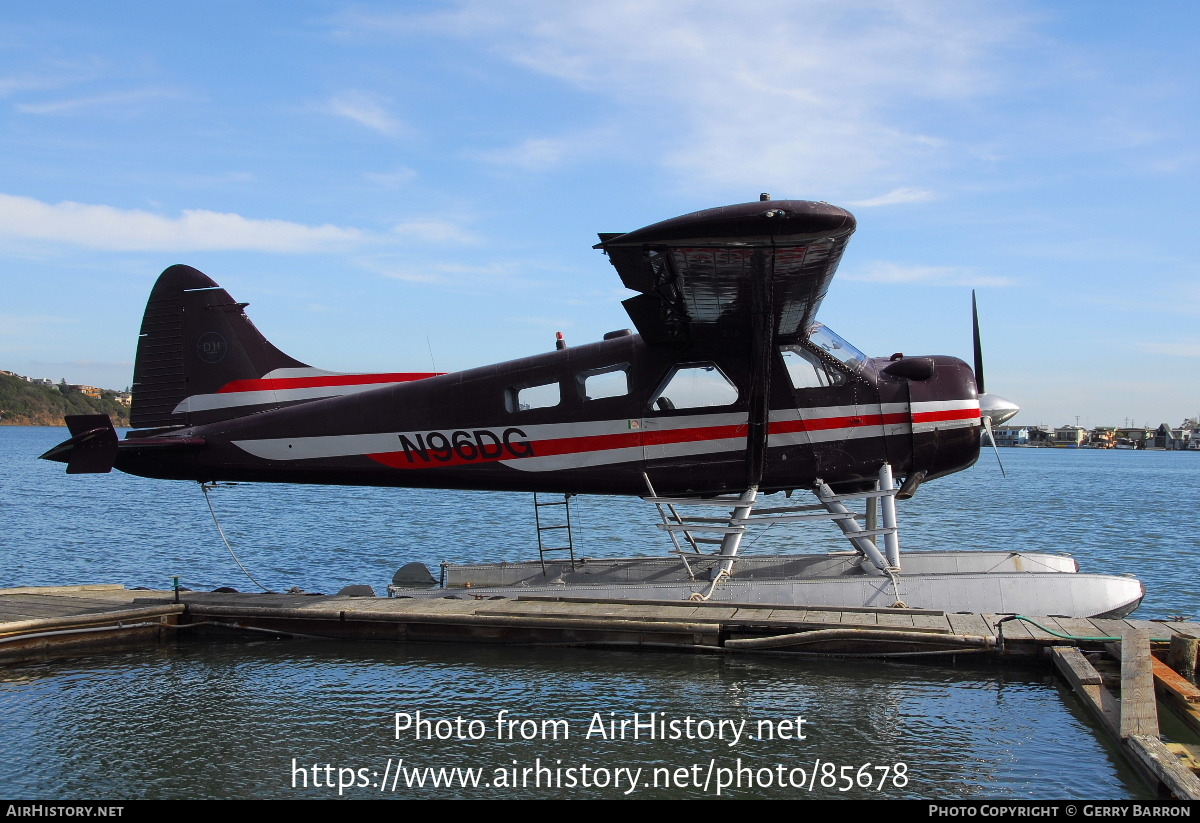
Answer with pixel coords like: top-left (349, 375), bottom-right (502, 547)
top-left (40, 415), bottom-right (118, 474)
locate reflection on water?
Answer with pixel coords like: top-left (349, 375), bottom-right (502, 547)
top-left (0, 642), bottom-right (1144, 799)
top-left (2, 427), bottom-right (1193, 798)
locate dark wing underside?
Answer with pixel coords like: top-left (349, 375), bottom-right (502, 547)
top-left (596, 200), bottom-right (856, 345)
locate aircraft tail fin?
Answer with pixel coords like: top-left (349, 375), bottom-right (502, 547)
top-left (130, 265), bottom-right (309, 429)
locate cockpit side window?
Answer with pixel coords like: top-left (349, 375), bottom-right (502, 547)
top-left (779, 345), bottom-right (846, 389)
top-left (807, 322), bottom-right (868, 372)
top-left (649, 363), bottom-right (738, 411)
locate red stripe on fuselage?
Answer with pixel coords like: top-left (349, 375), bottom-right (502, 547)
top-left (218, 372), bottom-right (442, 393)
top-left (768, 412), bottom-right (910, 434)
top-left (912, 408), bottom-right (979, 424)
top-left (366, 423), bottom-right (749, 469)
top-left (361, 407), bottom-right (980, 472)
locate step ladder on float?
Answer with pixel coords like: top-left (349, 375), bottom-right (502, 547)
top-left (640, 465), bottom-right (905, 601)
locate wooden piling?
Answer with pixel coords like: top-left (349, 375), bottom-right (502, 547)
top-left (1168, 632), bottom-right (1199, 681)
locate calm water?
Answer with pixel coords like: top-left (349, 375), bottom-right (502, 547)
top-left (2, 426), bottom-right (1197, 799)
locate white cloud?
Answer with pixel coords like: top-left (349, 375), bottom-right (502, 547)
top-left (0, 60), bottom-right (104, 98)
top-left (340, 1), bottom-right (1027, 193)
top-left (15, 88), bottom-right (182, 115)
top-left (848, 187), bottom-right (937, 207)
top-left (365, 259), bottom-right (514, 284)
top-left (327, 91), bottom-right (405, 135)
top-left (364, 167), bottom-right (418, 188)
top-left (390, 219), bottom-right (479, 244)
top-left (844, 260), bottom-right (1014, 287)
top-left (472, 137), bottom-right (571, 171)
top-left (0, 193), bottom-right (364, 252)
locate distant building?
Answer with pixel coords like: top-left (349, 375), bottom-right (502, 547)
top-left (991, 426), bottom-right (1029, 446)
top-left (1153, 423), bottom-right (1188, 450)
top-left (1115, 427), bottom-right (1154, 449)
top-left (63, 384), bottom-right (102, 398)
top-left (1028, 425), bottom-right (1055, 446)
top-left (1089, 427), bottom-right (1118, 449)
top-left (113, 392), bottom-right (132, 406)
top-left (1053, 425), bottom-right (1088, 447)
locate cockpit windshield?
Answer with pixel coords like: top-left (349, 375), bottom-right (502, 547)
top-left (807, 323), bottom-right (868, 372)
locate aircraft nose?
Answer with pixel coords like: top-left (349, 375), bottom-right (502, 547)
top-left (979, 392), bottom-right (1019, 426)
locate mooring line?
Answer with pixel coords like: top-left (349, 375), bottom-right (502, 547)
top-left (200, 482), bottom-right (272, 593)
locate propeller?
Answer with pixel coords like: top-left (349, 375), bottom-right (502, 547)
top-left (972, 290), bottom-right (1019, 476)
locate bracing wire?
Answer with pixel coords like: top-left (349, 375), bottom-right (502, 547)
top-left (200, 482), bottom-right (272, 592)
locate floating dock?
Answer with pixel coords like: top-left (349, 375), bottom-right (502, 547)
top-left (2, 583), bottom-right (1199, 799)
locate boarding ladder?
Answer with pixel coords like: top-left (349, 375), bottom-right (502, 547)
top-left (641, 465), bottom-right (903, 585)
top-left (533, 493), bottom-right (576, 575)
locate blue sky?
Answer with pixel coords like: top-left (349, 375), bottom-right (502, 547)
top-left (2, 1), bottom-right (1197, 428)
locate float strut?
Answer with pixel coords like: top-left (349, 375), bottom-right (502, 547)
top-left (879, 463), bottom-right (901, 570)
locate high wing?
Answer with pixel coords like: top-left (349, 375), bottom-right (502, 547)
top-left (596, 199), bottom-right (856, 346)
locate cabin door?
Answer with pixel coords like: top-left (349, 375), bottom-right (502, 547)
top-left (640, 361), bottom-right (750, 493)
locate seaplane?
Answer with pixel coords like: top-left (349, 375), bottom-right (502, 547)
top-left (41, 196), bottom-right (1144, 618)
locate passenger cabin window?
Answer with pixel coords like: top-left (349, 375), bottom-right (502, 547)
top-left (579, 365), bottom-right (629, 400)
top-left (508, 381), bottom-right (560, 412)
top-left (779, 345), bottom-right (846, 389)
top-left (650, 364), bottom-right (738, 411)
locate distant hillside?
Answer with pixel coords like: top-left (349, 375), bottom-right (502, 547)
top-left (0, 371), bottom-right (131, 427)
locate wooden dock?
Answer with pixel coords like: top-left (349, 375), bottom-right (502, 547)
top-left (3, 584), bottom-right (1200, 799)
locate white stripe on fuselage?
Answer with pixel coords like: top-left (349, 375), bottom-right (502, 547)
top-left (229, 400), bottom-right (980, 468)
top-left (172, 368), bottom-right (425, 414)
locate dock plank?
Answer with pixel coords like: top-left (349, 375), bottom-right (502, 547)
top-left (909, 613), bottom-right (951, 631)
top-left (1088, 619), bottom-right (1129, 640)
top-left (1022, 616), bottom-right (1070, 641)
top-left (0, 601), bottom-right (121, 620)
top-left (1164, 622), bottom-right (1200, 637)
top-left (1126, 735), bottom-right (1200, 800)
top-left (873, 612), bottom-right (916, 629)
top-left (947, 614), bottom-right (995, 637)
top-left (364, 598), bottom-right (480, 616)
top-left (1050, 646), bottom-right (1105, 688)
top-left (785, 610), bottom-right (842, 625)
top-left (1052, 617), bottom-right (1106, 641)
top-left (1120, 627), bottom-right (1159, 739)
top-left (731, 607), bottom-right (783, 622)
top-left (990, 615), bottom-right (1034, 641)
top-left (840, 611), bottom-right (877, 626)
top-left (1121, 619), bottom-right (1174, 641)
